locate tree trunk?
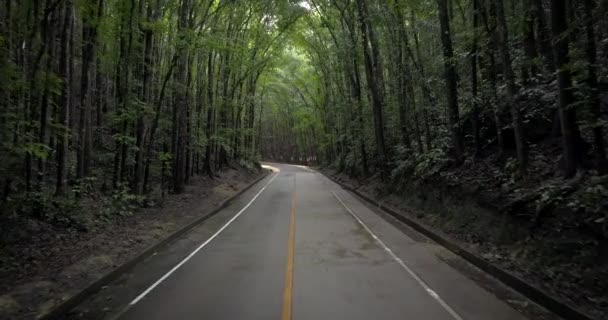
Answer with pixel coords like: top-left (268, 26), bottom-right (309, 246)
top-left (356, 0), bottom-right (389, 173)
top-left (393, 4), bottom-right (412, 152)
top-left (56, 1), bottom-right (73, 195)
top-left (522, 0), bottom-right (539, 83)
top-left (437, 0), bottom-right (464, 162)
top-left (204, 52), bottom-right (215, 176)
top-left (583, 0), bottom-right (607, 172)
top-left (495, 0), bottom-right (528, 175)
top-left (133, 0), bottom-right (154, 194)
top-left (409, 81), bottom-right (424, 154)
top-left (143, 53), bottom-right (178, 192)
top-left (479, 0), bottom-right (505, 155)
top-left (77, 0), bottom-right (104, 180)
top-left (551, 0), bottom-right (580, 177)
top-left (471, 0), bottom-right (481, 157)
top-left (342, 10), bottom-right (369, 176)
top-left (533, 0), bottom-right (554, 71)
top-left (38, 6), bottom-right (57, 188)
top-left (173, 0), bottom-right (191, 193)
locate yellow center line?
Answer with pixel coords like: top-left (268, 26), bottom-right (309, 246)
top-left (282, 191), bottom-right (296, 320)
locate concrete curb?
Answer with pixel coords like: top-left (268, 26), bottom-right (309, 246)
top-left (40, 170), bottom-right (271, 320)
top-left (322, 173), bottom-right (594, 320)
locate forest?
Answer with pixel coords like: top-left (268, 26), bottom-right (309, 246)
top-left (0, 0), bottom-right (299, 201)
top-left (259, 0), bottom-right (608, 318)
top-left (1, 0), bottom-right (607, 319)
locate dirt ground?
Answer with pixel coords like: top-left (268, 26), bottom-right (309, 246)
top-left (0, 167), bottom-right (265, 320)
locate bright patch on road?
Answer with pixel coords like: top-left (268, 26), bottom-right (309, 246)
top-left (295, 165), bottom-right (314, 172)
top-left (262, 164), bottom-right (280, 172)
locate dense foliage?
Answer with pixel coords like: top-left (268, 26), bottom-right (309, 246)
top-left (261, 0), bottom-right (608, 183)
top-left (0, 0), bottom-right (304, 221)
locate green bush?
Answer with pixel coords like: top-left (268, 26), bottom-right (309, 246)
top-left (97, 183), bottom-right (145, 222)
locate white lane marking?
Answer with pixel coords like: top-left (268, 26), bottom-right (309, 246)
top-left (331, 191), bottom-right (465, 320)
top-left (129, 173), bottom-right (280, 305)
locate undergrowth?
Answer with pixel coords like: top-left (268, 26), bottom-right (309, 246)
top-left (1, 178), bottom-right (147, 230)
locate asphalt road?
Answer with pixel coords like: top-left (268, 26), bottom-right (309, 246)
top-left (109, 163), bottom-right (528, 320)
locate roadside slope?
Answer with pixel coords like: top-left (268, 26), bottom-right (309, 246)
top-left (0, 166), bottom-right (266, 320)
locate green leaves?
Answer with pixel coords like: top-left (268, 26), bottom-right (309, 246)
top-left (158, 152), bottom-right (173, 162)
top-left (112, 133), bottom-right (137, 147)
top-left (21, 143), bottom-right (52, 160)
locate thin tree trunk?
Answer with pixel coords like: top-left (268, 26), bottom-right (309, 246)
top-left (479, 0), bottom-right (505, 155)
top-left (495, 0), bottom-right (528, 175)
top-left (356, 0), bottom-right (389, 173)
top-left (342, 10), bottom-right (369, 176)
top-left (533, 0), bottom-right (554, 72)
top-left (583, 0), bottom-right (607, 172)
top-left (471, 0), bottom-right (481, 157)
top-left (438, 0), bottom-right (464, 162)
top-left (133, 0), bottom-right (154, 194)
top-left (56, 1), bottom-right (73, 195)
top-left (522, 0), bottom-right (539, 83)
top-left (78, 0), bottom-right (104, 180)
top-left (38, 7), bottom-right (56, 188)
top-left (173, 30), bottom-right (189, 192)
top-left (551, 0), bottom-right (579, 177)
top-left (143, 54), bottom-right (178, 192)
top-left (204, 52), bottom-right (215, 176)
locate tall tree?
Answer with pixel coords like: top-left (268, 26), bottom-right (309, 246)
top-left (471, 0), bottom-right (481, 157)
top-left (355, 0), bottom-right (389, 172)
top-left (495, 0), bottom-right (528, 175)
top-left (583, 0), bottom-right (607, 172)
top-left (56, 0), bottom-right (74, 195)
top-left (437, 0), bottom-right (463, 162)
top-left (550, 0), bottom-right (580, 177)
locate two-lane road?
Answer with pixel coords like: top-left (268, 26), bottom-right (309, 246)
top-left (97, 163), bottom-right (528, 320)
